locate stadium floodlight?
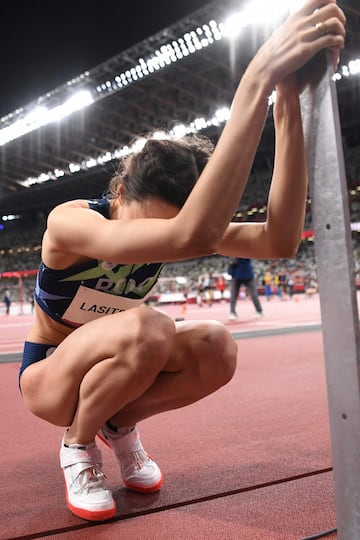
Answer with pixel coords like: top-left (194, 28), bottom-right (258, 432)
top-left (15, 51), bottom-right (359, 190)
top-left (349, 59), bottom-right (360, 76)
top-left (2, 214), bottom-right (20, 221)
top-left (8, 0), bottom-right (359, 187)
top-left (193, 117), bottom-right (208, 131)
top-left (131, 137), bottom-right (147, 153)
top-left (171, 124), bottom-right (187, 138)
top-left (1, 0), bottom-right (357, 151)
top-left (223, 0), bottom-right (291, 38)
top-left (85, 158), bottom-right (97, 169)
top-left (214, 107), bottom-right (230, 124)
top-left (97, 152), bottom-right (112, 164)
top-left (69, 163), bottom-right (81, 173)
top-left (38, 173), bottom-right (51, 182)
top-left (152, 131), bottom-right (168, 140)
top-left (0, 90), bottom-right (94, 146)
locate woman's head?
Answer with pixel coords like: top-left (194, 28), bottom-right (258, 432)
top-left (107, 133), bottom-right (214, 208)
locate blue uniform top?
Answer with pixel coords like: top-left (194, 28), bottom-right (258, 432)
top-left (227, 258), bottom-right (254, 281)
top-left (34, 198), bottom-right (164, 328)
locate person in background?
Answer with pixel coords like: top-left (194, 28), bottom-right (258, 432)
top-left (196, 276), bottom-right (206, 307)
top-left (278, 270), bottom-right (288, 299)
top-left (263, 271), bottom-right (273, 301)
top-left (3, 289), bottom-right (11, 316)
top-left (203, 272), bottom-right (215, 307)
top-left (287, 275), bottom-right (295, 298)
top-left (216, 274), bottom-right (226, 301)
top-left (29, 291), bottom-right (35, 314)
top-left (305, 278), bottom-right (318, 297)
top-left (274, 273), bottom-right (282, 299)
top-left (228, 258), bottom-right (263, 320)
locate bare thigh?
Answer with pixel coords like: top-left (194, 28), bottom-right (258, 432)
top-left (103, 318), bottom-right (238, 426)
top-left (20, 306), bottom-right (176, 426)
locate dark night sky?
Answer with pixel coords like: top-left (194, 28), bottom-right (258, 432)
top-left (0, 0), bottom-right (212, 118)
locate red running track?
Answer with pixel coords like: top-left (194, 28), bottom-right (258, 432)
top-left (0, 293), bottom-right (323, 355)
top-left (0, 294), bottom-right (340, 539)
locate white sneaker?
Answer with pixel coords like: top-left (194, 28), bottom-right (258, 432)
top-left (60, 436), bottom-right (116, 521)
top-left (229, 312), bottom-right (238, 320)
top-left (98, 424), bottom-right (163, 493)
top-left (255, 311), bottom-right (264, 318)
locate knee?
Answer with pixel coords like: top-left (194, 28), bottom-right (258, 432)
top-left (140, 306), bottom-right (176, 360)
top-left (117, 306), bottom-right (176, 373)
top-left (197, 322), bottom-right (238, 387)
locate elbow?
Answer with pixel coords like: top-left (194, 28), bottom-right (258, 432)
top-left (268, 235), bottom-right (302, 259)
top-left (264, 219), bottom-right (303, 259)
top-left (276, 244), bottom-right (300, 259)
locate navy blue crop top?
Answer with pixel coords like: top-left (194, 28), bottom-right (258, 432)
top-left (34, 198), bottom-right (164, 327)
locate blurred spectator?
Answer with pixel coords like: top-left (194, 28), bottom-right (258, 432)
top-left (305, 279), bottom-right (318, 298)
top-left (3, 289), bottom-right (11, 315)
top-left (216, 274), bottom-right (226, 300)
top-left (263, 271), bottom-right (273, 301)
top-left (196, 276), bottom-right (206, 307)
top-left (287, 276), bottom-right (295, 299)
top-left (203, 272), bottom-right (215, 307)
top-left (227, 258), bottom-right (263, 320)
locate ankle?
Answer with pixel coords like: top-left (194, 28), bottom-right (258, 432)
top-left (63, 430), bottom-right (96, 447)
top-left (106, 421), bottom-right (135, 435)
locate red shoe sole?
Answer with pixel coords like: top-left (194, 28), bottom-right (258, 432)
top-left (63, 471), bottom-right (116, 522)
top-left (124, 474), bottom-right (163, 493)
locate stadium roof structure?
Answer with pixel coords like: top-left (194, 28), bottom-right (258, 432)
top-left (0, 0), bottom-right (359, 217)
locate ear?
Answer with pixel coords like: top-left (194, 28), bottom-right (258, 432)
top-left (117, 183), bottom-right (125, 202)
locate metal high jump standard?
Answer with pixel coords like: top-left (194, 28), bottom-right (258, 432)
top-left (300, 51), bottom-right (360, 538)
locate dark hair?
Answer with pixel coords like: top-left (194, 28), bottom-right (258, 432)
top-left (107, 133), bottom-right (214, 208)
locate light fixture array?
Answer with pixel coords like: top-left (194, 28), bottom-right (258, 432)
top-left (0, 0), bottom-right (356, 189)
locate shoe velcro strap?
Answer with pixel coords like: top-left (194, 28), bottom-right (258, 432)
top-left (60, 446), bottom-right (102, 469)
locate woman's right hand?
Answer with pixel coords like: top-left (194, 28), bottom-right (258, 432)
top-left (248, 0), bottom-right (346, 94)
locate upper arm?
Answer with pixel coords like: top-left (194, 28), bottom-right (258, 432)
top-left (218, 219), bottom-right (301, 260)
top-left (217, 221), bottom-right (271, 259)
top-left (45, 201), bottom-right (211, 265)
top-left (46, 202), bottom-right (108, 258)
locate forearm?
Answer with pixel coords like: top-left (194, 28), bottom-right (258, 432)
top-left (264, 81), bottom-right (308, 257)
top-left (174, 0), bottom-right (344, 256)
top-left (174, 67), bottom-right (272, 254)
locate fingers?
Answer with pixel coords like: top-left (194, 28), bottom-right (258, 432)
top-left (310, 3), bottom-right (346, 33)
top-left (301, 3), bottom-right (346, 53)
top-left (313, 17), bottom-right (345, 39)
top-left (248, 0), bottom-right (346, 92)
top-left (300, 0), bottom-right (342, 17)
top-left (295, 0), bottom-right (346, 35)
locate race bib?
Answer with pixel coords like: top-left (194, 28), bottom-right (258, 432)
top-left (62, 286), bottom-right (149, 326)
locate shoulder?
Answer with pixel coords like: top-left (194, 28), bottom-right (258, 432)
top-left (44, 199), bottom-right (109, 268)
top-left (47, 199), bottom-right (108, 225)
top-left (47, 199), bottom-right (90, 223)
top-left (53, 199), bottom-right (90, 210)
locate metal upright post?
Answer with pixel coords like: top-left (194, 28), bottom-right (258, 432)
top-left (300, 52), bottom-right (360, 538)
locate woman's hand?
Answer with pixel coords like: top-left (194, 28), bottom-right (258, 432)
top-left (248, 0), bottom-right (346, 94)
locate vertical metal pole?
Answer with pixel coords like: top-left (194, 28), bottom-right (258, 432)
top-left (300, 52), bottom-right (360, 538)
